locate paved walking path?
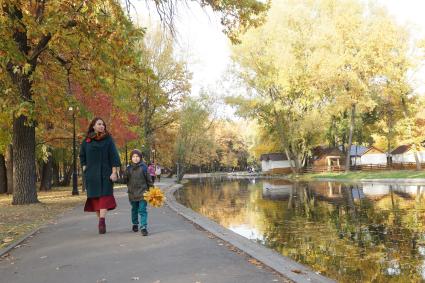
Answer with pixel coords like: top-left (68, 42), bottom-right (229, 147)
top-left (0, 178), bottom-right (284, 283)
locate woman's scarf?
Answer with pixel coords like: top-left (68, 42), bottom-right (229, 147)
top-left (86, 131), bottom-right (110, 142)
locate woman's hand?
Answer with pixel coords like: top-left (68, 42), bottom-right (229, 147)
top-left (110, 172), bottom-right (118, 182)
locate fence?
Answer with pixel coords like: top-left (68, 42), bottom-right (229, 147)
top-left (303, 162), bottom-right (425, 173)
top-left (304, 165), bottom-right (346, 173)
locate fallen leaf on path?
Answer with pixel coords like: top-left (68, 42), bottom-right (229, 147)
top-left (291, 269), bottom-right (304, 274)
top-left (131, 277), bottom-right (139, 280)
top-left (97, 279), bottom-right (107, 283)
top-left (40, 256), bottom-right (47, 259)
top-left (248, 259), bottom-right (261, 265)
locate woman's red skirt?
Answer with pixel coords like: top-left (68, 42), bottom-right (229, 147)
top-left (84, 195), bottom-right (117, 212)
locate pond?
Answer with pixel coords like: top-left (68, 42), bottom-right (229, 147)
top-left (175, 177), bottom-right (425, 283)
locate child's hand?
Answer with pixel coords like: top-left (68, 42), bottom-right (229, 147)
top-left (110, 172), bottom-right (118, 182)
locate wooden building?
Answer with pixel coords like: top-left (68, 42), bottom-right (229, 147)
top-left (311, 147), bottom-right (345, 172)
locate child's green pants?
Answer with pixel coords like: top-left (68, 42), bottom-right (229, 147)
top-left (130, 200), bottom-right (148, 228)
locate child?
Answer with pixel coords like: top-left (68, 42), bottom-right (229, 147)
top-left (123, 149), bottom-right (153, 236)
top-left (148, 163), bottom-right (156, 183)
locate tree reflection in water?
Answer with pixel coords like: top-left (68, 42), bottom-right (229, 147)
top-left (176, 178), bottom-right (425, 283)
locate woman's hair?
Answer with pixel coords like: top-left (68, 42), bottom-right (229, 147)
top-left (87, 117), bottom-right (107, 136)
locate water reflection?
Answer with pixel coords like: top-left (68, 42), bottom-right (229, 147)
top-left (176, 178), bottom-right (425, 283)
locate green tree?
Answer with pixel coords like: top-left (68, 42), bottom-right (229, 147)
top-left (229, 0), bottom-right (337, 173)
top-left (134, 26), bottom-right (191, 161)
top-left (1, 1), bottom-right (142, 204)
top-left (229, 0), bottom-right (413, 173)
top-left (175, 96), bottom-right (214, 181)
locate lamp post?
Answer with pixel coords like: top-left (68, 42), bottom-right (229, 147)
top-left (69, 106), bottom-right (79, 195)
top-left (125, 142), bottom-right (128, 166)
top-left (141, 144), bottom-right (145, 161)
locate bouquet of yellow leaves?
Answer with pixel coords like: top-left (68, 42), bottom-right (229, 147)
top-left (143, 187), bottom-right (166, 207)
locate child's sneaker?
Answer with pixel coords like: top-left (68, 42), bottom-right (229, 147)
top-left (132, 225), bottom-right (138, 232)
top-left (141, 227), bottom-right (148, 236)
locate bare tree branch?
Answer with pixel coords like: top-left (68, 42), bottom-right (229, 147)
top-left (35, 0), bottom-right (46, 23)
top-left (29, 33), bottom-right (52, 65)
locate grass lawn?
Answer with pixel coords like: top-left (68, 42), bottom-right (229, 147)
top-left (299, 170), bottom-right (425, 180)
top-left (0, 187), bottom-right (87, 250)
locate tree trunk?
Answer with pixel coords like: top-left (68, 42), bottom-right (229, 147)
top-left (293, 156), bottom-right (301, 174)
top-left (142, 97), bottom-right (153, 162)
top-left (387, 138), bottom-right (392, 166)
top-left (177, 162), bottom-right (185, 182)
top-left (285, 148), bottom-right (297, 174)
top-left (12, 115), bottom-right (38, 204)
top-left (387, 118), bottom-right (393, 166)
top-left (36, 160), bottom-right (42, 182)
top-left (60, 162), bottom-right (72, 186)
top-left (345, 104), bottom-right (356, 173)
top-left (39, 150), bottom-right (53, 191)
top-left (5, 144), bottom-right (13, 194)
top-left (167, 166), bottom-right (175, 178)
top-left (7, 64), bottom-right (38, 204)
top-left (52, 157), bottom-right (60, 187)
top-left (0, 154), bottom-right (7, 194)
top-left (5, 4), bottom-right (52, 204)
top-left (412, 144), bottom-right (422, 171)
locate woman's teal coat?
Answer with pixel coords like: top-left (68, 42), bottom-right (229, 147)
top-left (79, 135), bottom-right (121, 198)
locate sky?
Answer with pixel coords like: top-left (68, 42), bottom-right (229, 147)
top-left (130, 0), bottom-right (425, 115)
top-left (378, 0), bottom-right (425, 92)
top-left (130, 1), bottom-right (230, 95)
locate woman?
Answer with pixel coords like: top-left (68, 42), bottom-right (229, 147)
top-left (155, 163), bottom-right (161, 182)
top-left (80, 117), bottom-right (121, 234)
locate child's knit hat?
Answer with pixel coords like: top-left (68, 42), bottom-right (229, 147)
top-left (130, 149), bottom-right (143, 159)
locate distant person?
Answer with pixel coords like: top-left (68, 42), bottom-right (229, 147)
top-left (79, 117), bottom-right (121, 234)
top-left (122, 149), bottom-right (153, 236)
top-left (148, 163), bottom-right (156, 183)
top-left (155, 164), bottom-right (162, 182)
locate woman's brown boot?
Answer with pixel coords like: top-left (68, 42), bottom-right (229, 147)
top-left (98, 217), bottom-right (106, 234)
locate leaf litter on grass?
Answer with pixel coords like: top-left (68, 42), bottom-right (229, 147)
top-left (0, 188), bottom-right (86, 249)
